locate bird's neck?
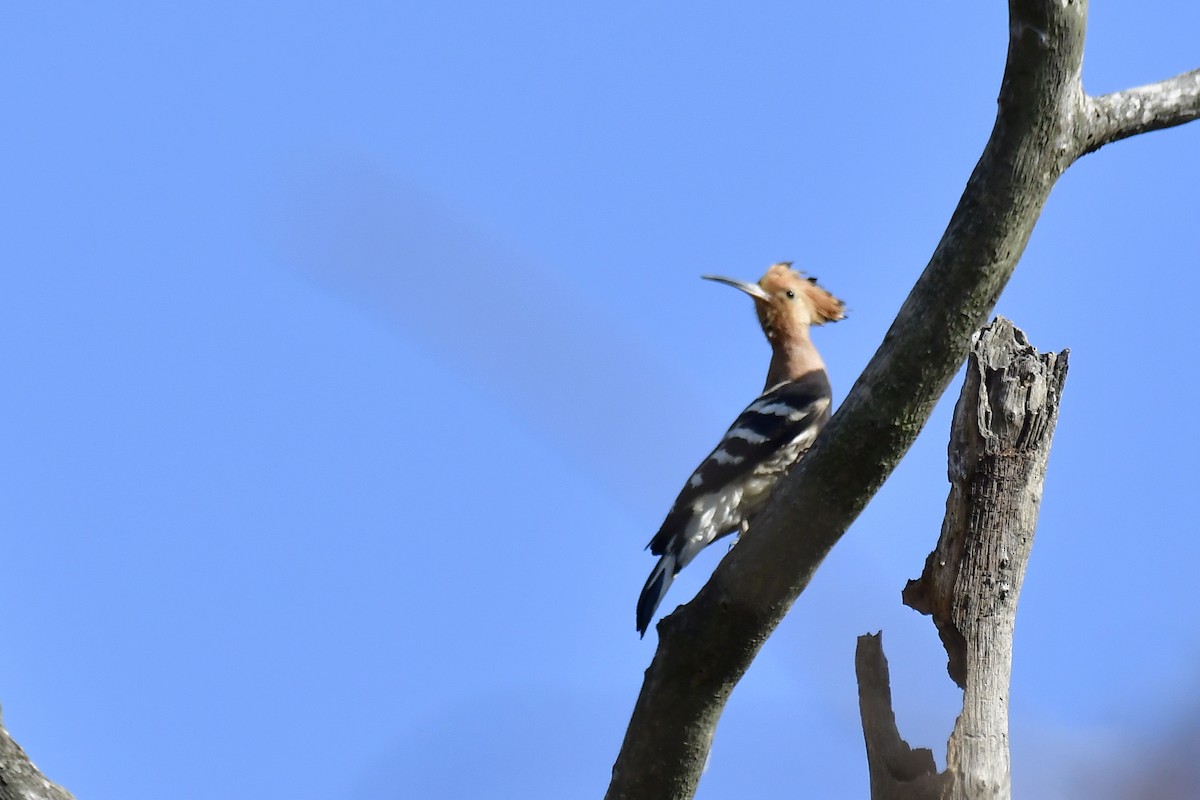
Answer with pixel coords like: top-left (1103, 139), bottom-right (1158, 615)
top-left (763, 327), bottom-right (826, 390)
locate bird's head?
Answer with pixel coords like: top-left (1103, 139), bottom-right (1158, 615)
top-left (703, 262), bottom-right (845, 342)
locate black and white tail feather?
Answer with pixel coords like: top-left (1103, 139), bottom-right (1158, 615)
top-left (636, 370), bottom-right (832, 636)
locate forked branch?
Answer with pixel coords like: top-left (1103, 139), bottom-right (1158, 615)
top-left (607, 2), bottom-right (1198, 798)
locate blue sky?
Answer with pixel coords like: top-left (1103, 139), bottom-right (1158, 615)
top-left (2, 3), bottom-right (1197, 798)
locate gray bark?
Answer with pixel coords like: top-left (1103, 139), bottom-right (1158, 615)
top-left (0, 706), bottom-right (74, 800)
top-left (607, 2), bottom-right (1199, 798)
top-left (1081, 69), bottom-right (1200, 156)
top-left (858, 318), bottom-right (1069, 800)
top-left (856, 633), bottom-right (947, 800)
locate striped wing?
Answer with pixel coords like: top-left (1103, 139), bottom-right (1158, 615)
top-left (648, 369), bottom-right (833, 556)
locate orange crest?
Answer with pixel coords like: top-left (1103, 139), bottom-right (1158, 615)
top-left (758, 262), bottom-right (845, 326)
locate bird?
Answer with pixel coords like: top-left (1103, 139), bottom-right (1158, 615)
top-left (636, 262), bottom-right (845, 637)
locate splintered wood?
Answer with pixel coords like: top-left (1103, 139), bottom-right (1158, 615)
top-left (859, 318), bottom-right (1069, 800)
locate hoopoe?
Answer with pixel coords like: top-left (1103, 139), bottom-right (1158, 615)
top-left (636, 262), bottom-right (845, 637)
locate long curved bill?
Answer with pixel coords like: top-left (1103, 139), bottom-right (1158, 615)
top-left (701, 274), bottom-right (772, 302)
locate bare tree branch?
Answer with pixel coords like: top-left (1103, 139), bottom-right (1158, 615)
top-left (856, 633), bottom-right (947, 800)
top-left (0, 706), bottom-right (74, 800)
top-left (607, 2), bottom-right (1197, 798)
top-left (1080, 69), bottom-right (1200, 156)
top-left (860, 318), bottom-right (1068, 800)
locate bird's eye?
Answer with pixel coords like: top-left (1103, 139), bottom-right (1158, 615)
top-left (785, 290), bottom-right (796, 299)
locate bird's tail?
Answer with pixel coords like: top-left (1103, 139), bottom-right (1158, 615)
top-left (636, 552), bottom-right (678, 637)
